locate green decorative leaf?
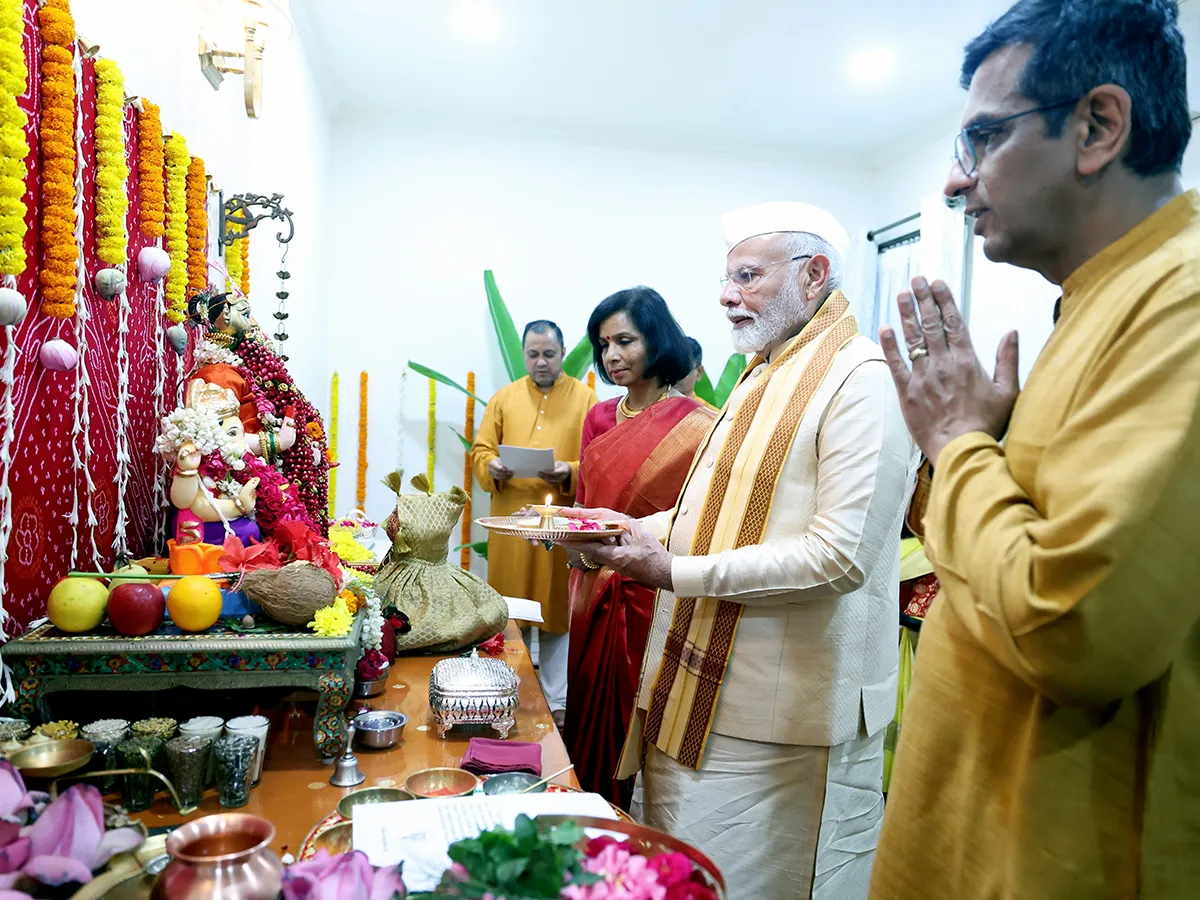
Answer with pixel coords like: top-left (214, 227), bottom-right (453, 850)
top-left (450, 426), bottom-right (472, 452)
top-left (484, 270), bottom-right (525, 382)
top-left (452, 541), bottom-right (489, 560)
top-left (713, 353), bottom-right (749, 407)
top-left (562, 335), bottom-right (593, 380)
top-left (407, 361), bottom-right (488, 406)
top-left (692, 369), bottom-right (717, 407)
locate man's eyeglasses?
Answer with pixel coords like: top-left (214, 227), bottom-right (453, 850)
top-left (721, 255), bottom-right (812, 295)
top-left (952, 99), bottom-right (1079, 177)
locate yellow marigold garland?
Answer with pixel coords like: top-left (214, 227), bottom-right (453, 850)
top-left (37, 0), bottom-right (77, 317)
top-left (239, 234), bottom-right (250, 296)
top-left (136, 99), bottom-right (164, 238)
top-left (185, 156), bottom-right (207, 293)
top-left (327, 370), bottom-right (339, 518)
top-left (356, 371), bottom-right (367, 511)
top-left (224, 227), bottom-right (242, 291)
top-left (427, 377), bottom-right (436, 489)
top-left (0, 0), bottom-right (29, 276)
top-left (163, 132), bottom-right (189, 323)
top-left (461, 371), bottom-right (475, 569)
top-left (93, 58), bottom-right (128, 265)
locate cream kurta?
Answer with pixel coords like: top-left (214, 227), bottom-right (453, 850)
top-left (872, 191), bottom-right (1200, 900)
top-left (471, 376), bottom-right (596, 633)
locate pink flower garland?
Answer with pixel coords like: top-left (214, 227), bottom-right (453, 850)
top-left (234, 452), bottom-right (314, 534)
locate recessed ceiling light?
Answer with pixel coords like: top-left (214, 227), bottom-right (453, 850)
top-left (449, 1), bottom-right (504, 43)
top-left (846, 48), bottom-right (897, 86)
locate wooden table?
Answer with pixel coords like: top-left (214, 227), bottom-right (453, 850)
top-left (132, 622), bottom-right (578, 853)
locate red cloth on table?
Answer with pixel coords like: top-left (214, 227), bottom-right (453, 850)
top-left (460, 738), bottom-right (542, 777)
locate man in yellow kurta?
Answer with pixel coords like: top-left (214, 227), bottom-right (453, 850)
top-left (471, 321), bottom-right (596, 719)
top-left (871, 3), bottom-right (1200, 898)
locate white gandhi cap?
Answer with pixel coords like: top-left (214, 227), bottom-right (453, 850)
top-left (721, 201), bottom-right (852, 261)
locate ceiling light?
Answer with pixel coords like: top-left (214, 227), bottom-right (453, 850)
top-left (846, 48), bottom-right (897, 87)
top-left (449, 1), bottom-right (503, 43)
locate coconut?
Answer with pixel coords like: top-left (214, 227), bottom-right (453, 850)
top-left (240, 561), bottom-right (338, 626)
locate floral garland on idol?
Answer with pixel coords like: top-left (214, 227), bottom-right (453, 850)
top-left (37, 0), bottom-right (78, 318)
top-left (163, 132), bottom-right (189, 323)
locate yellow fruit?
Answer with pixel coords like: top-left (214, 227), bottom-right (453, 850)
top-left (108, 563), bottom-right (150, 596)
top-left (166, 576), bottom-right (223, 632)
top-left (47, 578), bottom-right (108, 633)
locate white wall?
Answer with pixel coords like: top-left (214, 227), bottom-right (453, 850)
top-left (73, 0), bottom-right (332, 399)
top-left (323, 120), bottom-right (872, 525)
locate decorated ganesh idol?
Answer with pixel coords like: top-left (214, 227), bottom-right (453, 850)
top-left (186, 289), bottom-right (330, 533)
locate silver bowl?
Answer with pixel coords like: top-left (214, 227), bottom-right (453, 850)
top-left (351, 710), bottom-right (408, 749)
top-left (482, 772), bottom-right (546, 795)
top-left (354, 671), bottom-right (389, 699)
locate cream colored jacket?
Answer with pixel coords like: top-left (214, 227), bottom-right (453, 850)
top-left (638, 335), bottom-right (918, 747)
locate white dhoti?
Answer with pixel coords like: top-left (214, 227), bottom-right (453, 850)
top-left (635, 729), bottom-right (886, 900)
top-left (522, 626), bottom-right (569, 711)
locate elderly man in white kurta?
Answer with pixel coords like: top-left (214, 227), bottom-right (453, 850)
top-left (567, 202), bottom-right (918, 899)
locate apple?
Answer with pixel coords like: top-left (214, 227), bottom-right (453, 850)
top-left (47, 578), bottom-right (108, 633)
top-left (107, 582), bottom-right (166, 636)
top-left (107, 563), bottom-right (150, 596)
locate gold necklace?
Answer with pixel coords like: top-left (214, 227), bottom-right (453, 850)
top-left (618, 389), bottom-right (669, 419)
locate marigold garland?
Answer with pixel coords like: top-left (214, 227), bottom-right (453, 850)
top-left (37, 0), bottom-right (78, 317)
top-left (186, 155), bottom-right (207, 293)
top-left (224, 228), bottom-right (243, 291)
top-left (136, 99), bottom-right (164, 238)
top-left (328, 370), bottom-right (339, 518)
top-left (239, 233), bottom-right (250, 296)
top-left (356, 371), bottom-right (368, 511)
top-left (461, 371), bottom-right (475, 569)
top-left (0, 0), bottom-right (29, 277)
top-left (427, 377), bottom-right (436, 489)
top-left (93, 58), bottom-right (128, 265)
top-left (163, 132), bottom-right (189, 323)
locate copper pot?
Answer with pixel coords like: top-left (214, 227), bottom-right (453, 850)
top-left (150, 813), bottom-right (282, 900)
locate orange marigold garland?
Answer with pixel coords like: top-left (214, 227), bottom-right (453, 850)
top-left (37, 0), bottom-right (78, 318)
top-left (136, 100), bottom-right (164, 237)
top-left (460, 371), bottom-right (475, 569)
top-left (185, 156), bottom-right (207, 293)
top-left (356, 371), bottom-right (368, 511)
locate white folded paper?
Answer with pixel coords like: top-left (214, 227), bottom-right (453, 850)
top-left (498, 444), bottom-right (556, 479)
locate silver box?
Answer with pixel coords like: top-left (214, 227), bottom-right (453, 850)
top-left (428, 652), bottom-right (519, 739)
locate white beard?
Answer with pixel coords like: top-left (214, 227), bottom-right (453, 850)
top-left (729, 277), bottom-right (808, 354)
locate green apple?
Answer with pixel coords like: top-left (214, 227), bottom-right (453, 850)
top-left (47, 578), bottom-right (108, 633)
top-left (108, 563), bottom-right (150, 595)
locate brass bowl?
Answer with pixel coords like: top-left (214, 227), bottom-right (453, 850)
top-left (312, 821), bottom-right (354, 856)
top-left (404, 767), bottom-right (479, 799)
top-left (8, 739), bottom-right (94, 778)
top-left (336, 787), bottom-right (414, 819)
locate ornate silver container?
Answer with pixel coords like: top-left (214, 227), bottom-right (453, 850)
top-left (428, 651), bottom-right (519, 738)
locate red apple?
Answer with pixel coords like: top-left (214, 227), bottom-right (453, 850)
top-left (107, 582), bottom-right (166, 636)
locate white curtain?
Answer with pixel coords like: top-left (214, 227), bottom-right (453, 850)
top-left (916, 193), bottom-right (969, 309)
top-left (872, 239), bottom-right (918, 339)
top-left (843, 229), bottom-right (878, 328)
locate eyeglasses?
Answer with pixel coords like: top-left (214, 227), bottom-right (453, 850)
top-left (952, 99), bottom-right (1079, 177)
top-left (720, 255), bottom-right (811, 295)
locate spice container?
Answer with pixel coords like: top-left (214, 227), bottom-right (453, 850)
top-left (214, 735), bottom-right (257, 808)
top-left (34, 719), bottom-right (78, 741)
top-left (83, 719), bottom-right (129, 792)
top-left (428, 650), bottom-right (520, 738)
top-left (224, 716), bottom-right (269, 785)
top-left (180, 716), bottom-right (224, 787)
top-left (132, 718), bottom-right (177, 771)
top-left (166, 736), bottom-right (211, 809)
top-left (118, 737), bottom-right (164, 812)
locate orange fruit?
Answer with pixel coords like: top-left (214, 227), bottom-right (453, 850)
top-left (166, 576), bottom-right (223, 632)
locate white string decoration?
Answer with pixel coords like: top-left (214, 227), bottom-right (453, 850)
top-left (0, 275), bottom-right (19, 643)
top-left (112, 260), bottom-right (131, 557)
top-left (150, 260), bottom-right (168, 554)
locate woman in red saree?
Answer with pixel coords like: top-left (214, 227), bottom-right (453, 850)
top-left (565, 287), bottom-right (717, 808)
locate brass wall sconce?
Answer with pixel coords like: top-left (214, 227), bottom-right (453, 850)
top-left (198, 0), bottom-right (293, 119)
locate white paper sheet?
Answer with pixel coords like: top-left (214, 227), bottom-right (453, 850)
top-left (353, 793), bottom-right (617, 890)
top-left (504, 596), bottom-right (544, 623)
top-left (498, 444), bottom-right (556, 479)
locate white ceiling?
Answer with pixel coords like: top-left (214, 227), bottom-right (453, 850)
top-left (292, 1), bottom-right (1051, 158)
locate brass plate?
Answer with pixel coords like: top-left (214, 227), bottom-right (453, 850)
top-left (9, 739), bottom-right (94, 778)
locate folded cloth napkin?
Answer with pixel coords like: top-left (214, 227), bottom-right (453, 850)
top-left (460, 737), bottom-right (542, 777)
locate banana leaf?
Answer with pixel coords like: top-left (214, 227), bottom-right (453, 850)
top-left (450, 426), bottom-right (472, 452)
top-left (563, 335), bottom-right (593, 380)
top-left (452, 541), bottom-right (489, 560)
top-left (484, 270), bottom-right (525, 382)
top-left (692, 370), bottom-right (717, 407)
top-left (713, 353), bottom-right (748, 407)
top-left (407, 361), bottom-right (489, 406)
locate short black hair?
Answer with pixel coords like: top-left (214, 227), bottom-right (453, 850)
top-left (961, 0), bottom-right (1190, 177)
top-left (587, 287), bottom-right (693, 387)
top-left (522, 319), bottom-right (564, 348)
top-left (686, 337), bottom-right (703, 370)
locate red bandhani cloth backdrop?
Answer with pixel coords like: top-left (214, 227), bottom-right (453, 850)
top-left (2, 0), bottom-right (194, 630)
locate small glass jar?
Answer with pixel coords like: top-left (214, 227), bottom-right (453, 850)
top-left (214, 735), bottom-right (257, 809)
top-left (118, 737), bottom-right (164, 812)
top-left (166, 736), bottom-right (211, 809)
top-left (180, 717), bottom-right (224, 788)
top-left (224, 715), bottom-right (269, 785)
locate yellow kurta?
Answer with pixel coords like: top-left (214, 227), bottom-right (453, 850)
top-left (872, 191), bottom-right (1200, 900)
top-left (471, 375), bottom-right (597, 633)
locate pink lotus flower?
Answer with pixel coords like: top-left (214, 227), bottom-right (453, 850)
top-left (281, 848), bottom-right (406, 900)
top-left (0, 763), bottom-right (34, 821)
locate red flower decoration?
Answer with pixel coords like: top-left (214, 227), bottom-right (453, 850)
top-left (665, 882), bottom-right (717, 900)
top-left (479, 633), bottom-right (505, 656)
top-left (585, 835), bottom-right (623, 858)
top-left (387, 613), bottom-right (411, 636)
top-left (217, 535), bottom-right (282, 573)
top-left (649, 853), bottom-right (693, 887)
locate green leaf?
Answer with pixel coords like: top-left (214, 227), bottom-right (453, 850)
top-left (494, 858), bottom-right (529, 883)
top-left (562, 335), bottom-right (593, 380)
top-left (450, 426), bottom-right (473, 452)
top-left (452, 541), bottom-right (488, 560)
top-left (484, 270), bottom-right (525, 382)
top-left (692, 369), bottom-right (717, 407)
top-left (713, 353), bottom-right (749, 407)
top-left (407, 361), bottom-right (489, 406)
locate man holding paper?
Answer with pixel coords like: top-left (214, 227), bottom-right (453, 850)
top-left (472, 320), bottom-right (597, 719)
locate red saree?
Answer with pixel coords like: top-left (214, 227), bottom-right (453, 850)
top-left (565, 396), bottom-right (716, 807)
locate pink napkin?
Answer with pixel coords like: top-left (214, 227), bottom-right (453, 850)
top-left (460, 738), bottom-right (542, 777)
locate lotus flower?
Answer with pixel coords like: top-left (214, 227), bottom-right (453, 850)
top-left (0, 784), bottom-right (143, 891)
top-left (281, 849), bottom-right (406, 900)
top-left (0, 763), bottom-right (34, 821)
top-left (478, 633), bottom-right (505, 656)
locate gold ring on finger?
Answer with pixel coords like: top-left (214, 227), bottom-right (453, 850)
top-left (909, 345), bottom-right (929, 361)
